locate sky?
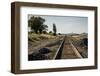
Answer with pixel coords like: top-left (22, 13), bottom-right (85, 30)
top-left (28, 15), bottom-right (88, 34)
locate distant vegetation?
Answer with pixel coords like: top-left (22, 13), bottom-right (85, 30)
top-left (28, 16), bottom-right (58, 36)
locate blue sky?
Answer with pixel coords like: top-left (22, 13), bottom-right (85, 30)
top-left (28, 15), bottom-right (88, 34)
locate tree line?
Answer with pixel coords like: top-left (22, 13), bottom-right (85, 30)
top-left (28, 16), bottom-right (57, 36)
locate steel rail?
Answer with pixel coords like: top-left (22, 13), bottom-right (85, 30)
top-left (53, 36), bottom-right (65, 59)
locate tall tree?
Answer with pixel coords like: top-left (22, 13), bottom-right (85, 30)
top-left (53, 23), bottom-right (57, 36)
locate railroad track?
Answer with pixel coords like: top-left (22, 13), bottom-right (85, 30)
top-left (53, 35), bottom-right (83, 59)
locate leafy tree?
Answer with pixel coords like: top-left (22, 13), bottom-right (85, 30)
top-left (53, 23), bottom-right (57, 36)
top-left (28, 16), bottom-right (48, 34)
top-left (38, 24), bottom-right (48, 34)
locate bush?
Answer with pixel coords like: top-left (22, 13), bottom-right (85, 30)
top-left (82, 38), bottom-right (88, 46)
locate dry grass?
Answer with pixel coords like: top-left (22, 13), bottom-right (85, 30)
top-left (69, 35), bottom-right (88, 58)
top-left (28, 33), bottom-right (56, 42)
top-left (28, 33), bottom-right (64, 59)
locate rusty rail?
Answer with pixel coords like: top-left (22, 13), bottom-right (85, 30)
top-left (53, 36), bottom-right (65, 59)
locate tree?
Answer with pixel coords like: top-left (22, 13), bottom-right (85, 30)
top-left (53, 23), bottom-right (57, 36)
top-left (28, 16), bottom-right (48, 34)
top-left (38, 24), bottom-right (48, 34)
